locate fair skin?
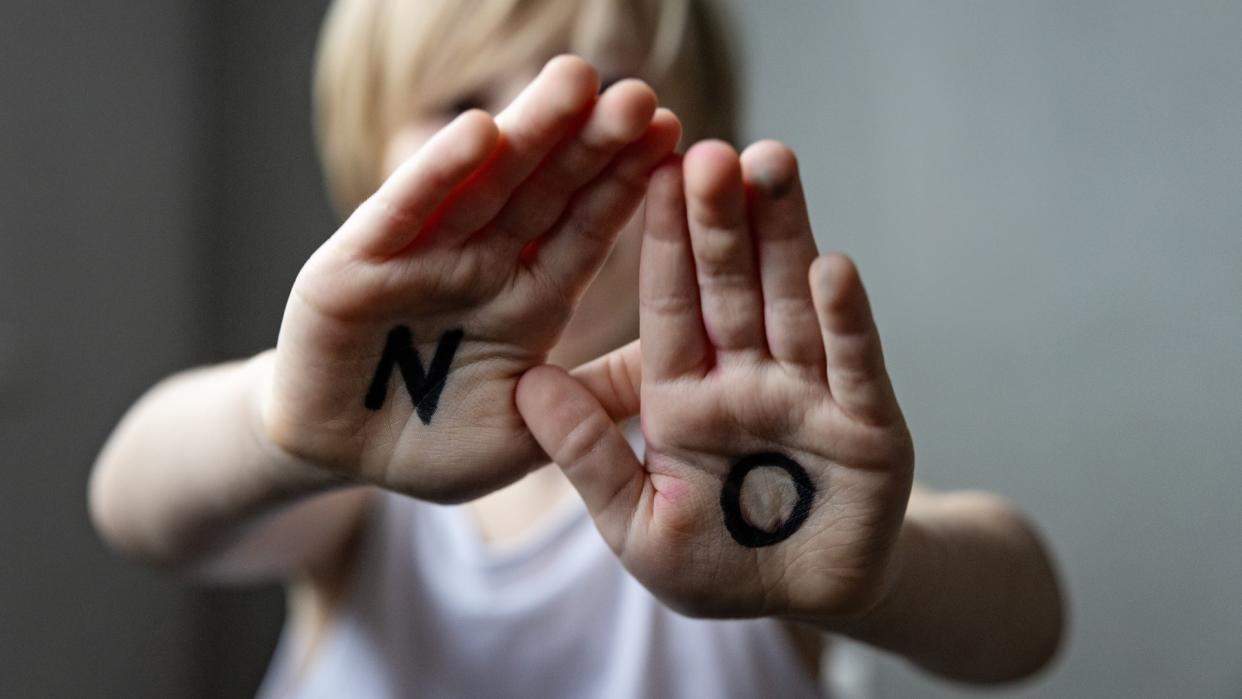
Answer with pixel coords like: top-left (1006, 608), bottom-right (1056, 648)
top-left (91, 55), bottom-right (1063, 683)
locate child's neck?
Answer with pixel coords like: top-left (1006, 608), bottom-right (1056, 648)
top-left (465, 462), bottom-right (578, 550)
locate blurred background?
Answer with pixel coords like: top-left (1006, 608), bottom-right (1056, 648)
top-left (1, 1), bottom-right (1239, 697)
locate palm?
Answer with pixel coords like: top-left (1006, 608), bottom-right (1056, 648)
top-left (628, 357), bottom-right (909, 618)
top-left (520, 140), bottom-right (913, 618)
top-left (279, 237), bottom-right (563, 501)
top-left (263, 57), bottom-right (680, 501)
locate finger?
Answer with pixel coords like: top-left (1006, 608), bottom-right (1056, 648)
top-left (526, 108), bottom-right (682, 292)
top-left (809, 254), bottom-right (901, 425)
top-left (427, 55), bottom-right (599, 243)
top-left (339, 109), bottom-right (499, 257)
top-left (516, 365), bottom-right (644, 552)
top-left (684, 140), bottom-right (767, 357)
top-left (740, 140), bottom-right (825, 374)
top-left (640, 157), bottom-right (711, 381)
top-left (484, 79), bottom-right (658, 252)
top-left (570, 339), bottom-right (641, 421)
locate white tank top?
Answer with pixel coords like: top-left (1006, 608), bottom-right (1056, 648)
top-left (258, 431), bottom-right (872, 698)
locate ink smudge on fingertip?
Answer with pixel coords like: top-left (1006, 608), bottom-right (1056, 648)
top-left (755, 170), bottom-right (793, 200)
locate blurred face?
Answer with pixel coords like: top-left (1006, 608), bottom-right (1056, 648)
top-left (380, 51), bottom-right (646, 369)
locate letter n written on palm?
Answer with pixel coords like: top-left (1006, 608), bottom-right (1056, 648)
top-left (364, 326), bottom-right (464, 424)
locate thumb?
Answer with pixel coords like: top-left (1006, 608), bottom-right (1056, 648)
top-left (569, 339), bottom-right (641, 421)
top-left (516, 364), bottom-right (643, 552)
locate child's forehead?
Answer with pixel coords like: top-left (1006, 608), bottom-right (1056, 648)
top-left (312, 0), bottom-right (735, 216)
top-left (392, 0), bottom-right (659, 100)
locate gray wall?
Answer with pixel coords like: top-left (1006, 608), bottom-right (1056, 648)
top-left (2, 1), bottom-right (1239, 697)
top-left (726, 1), bottom-right (1242, 697)
top-left (0, 1), bottom-right (329, 696)
top-left (1, 2), bottom-right (208, 697)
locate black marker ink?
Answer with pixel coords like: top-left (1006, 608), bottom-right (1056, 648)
top-left (364, 325), bottom-right (464, 424)
top-left (766, 178), bottom-right (792, 200)
top-left (719, 452), bottom-right (816, 548)
top-left (756, 170), bottom-right (793, 200)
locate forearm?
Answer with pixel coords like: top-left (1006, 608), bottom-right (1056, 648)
top-left (819, 489), bottom-right (1065, 683)
top-left (89, 351), bottom-right (352, 576)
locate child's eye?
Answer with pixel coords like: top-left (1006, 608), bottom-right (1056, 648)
top-left (444, 93), bottom-right (488, 116)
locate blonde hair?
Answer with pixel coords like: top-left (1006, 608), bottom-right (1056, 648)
top-left (313, 0), bottom-right (738, 217)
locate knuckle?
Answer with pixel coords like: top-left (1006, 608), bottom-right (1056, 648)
top-left (639, 290), bottom-right (698, 316)
top-left (497, 178), bottom-right (569, 238)
top-left (693, 228), bottom-right (750, 270)
top-left (607, 160), bottom-right (653, 199)
top-left (766, 296), bottom-right (817, 324)
top-left (365, 194), bottom-right (421, 234)
top-left (605, 352), bottom-right (640, 414)
top-left (568, 131), bottom-right (618, 170)
top-left (554, 409), bottom-right (611, 469)
top-left (563, 184), bottom-right (639, 245)
top-left (696, 270), bottom-right (756, 295)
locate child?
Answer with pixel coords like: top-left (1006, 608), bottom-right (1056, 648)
top-left (90, 0), bottom-right (1065, 696)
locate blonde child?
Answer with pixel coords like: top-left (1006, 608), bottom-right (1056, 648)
top-left (91, 1), bottom-right (1064, 696)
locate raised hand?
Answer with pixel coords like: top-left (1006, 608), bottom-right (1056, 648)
top-left (517, 141), bottom-right (914, 619)
top-left (261, 56), bottom-right (681, 502)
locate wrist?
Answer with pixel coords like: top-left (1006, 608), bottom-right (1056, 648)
top-left (797, 506), bottom-right (945, 640)
top-left (858, 511), bottom-right (940, 627)
top-left (243, 351), bottom-right (351, 498)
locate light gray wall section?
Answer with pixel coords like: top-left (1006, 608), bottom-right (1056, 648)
top-left (725, 2), bottom-right (1242, 697)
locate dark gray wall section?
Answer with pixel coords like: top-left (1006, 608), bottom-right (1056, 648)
top-left (0, 1), bottom-right (330, 697)
top-left (207, 0), bottom-right (337, 358)
top-left (0, 2), bottom-right (207, 697)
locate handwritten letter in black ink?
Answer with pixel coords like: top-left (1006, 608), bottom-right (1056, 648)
top-left (364, 326), bottom-right (464, 424)
top-left (719, 452), bottom-right (817, 548)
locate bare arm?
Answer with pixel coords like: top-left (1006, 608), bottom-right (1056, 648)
top-left (89, 351), bottom-right (370, 581)
top-left (817, 486), bottom-right (1065, 683)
